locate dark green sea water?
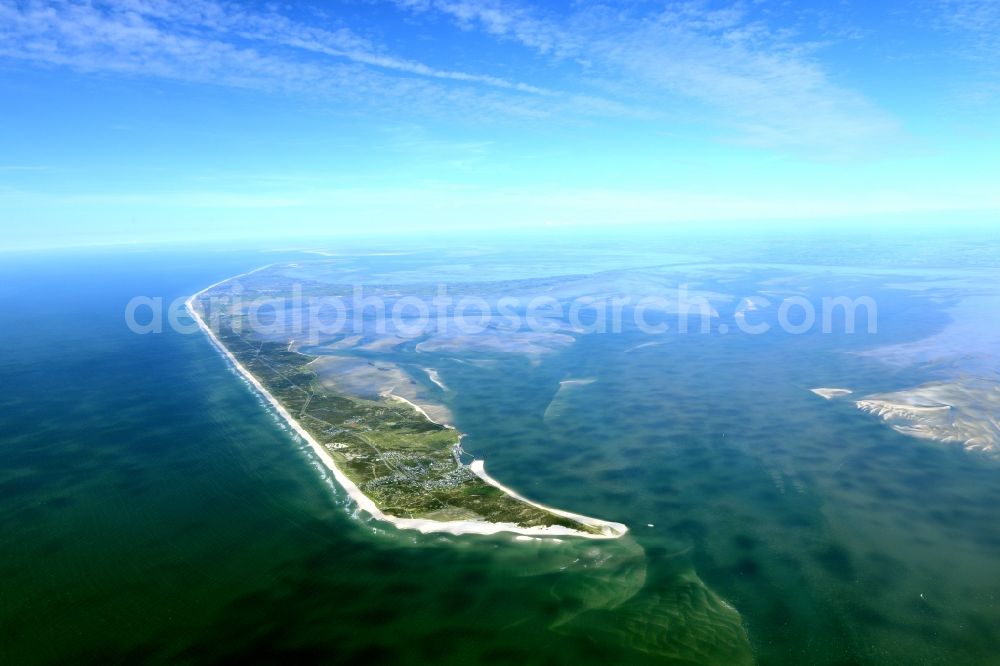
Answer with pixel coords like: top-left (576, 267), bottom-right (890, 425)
top-left (2, 236), bottom-right (999, 664)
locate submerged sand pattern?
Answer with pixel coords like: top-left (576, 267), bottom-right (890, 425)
top-left (856, 380), bottom-right (1000, 453)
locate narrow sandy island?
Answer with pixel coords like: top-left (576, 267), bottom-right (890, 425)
top-left (424, 367), bottom-right (449, 391)
top-left (810, 387), bottom-right (853, 400)
top-left (559, 378), bottom-right (596, 386)
top-left (186, 281), bottom-right (627, 540)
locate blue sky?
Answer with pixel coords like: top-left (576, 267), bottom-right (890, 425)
top-left (1, 0), bottom-right (998, 249)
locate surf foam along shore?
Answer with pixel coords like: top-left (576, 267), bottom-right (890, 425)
top-left (185, 279), bottom-right (627, 540)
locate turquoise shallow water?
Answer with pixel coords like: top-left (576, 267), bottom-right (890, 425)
top-left (1, 236), bottom-right (999, 664)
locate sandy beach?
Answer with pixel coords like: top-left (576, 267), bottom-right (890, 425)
top-left (470, 461), bottom-right (628, 538)
top-left (384, 393), bottom-right (454, 429)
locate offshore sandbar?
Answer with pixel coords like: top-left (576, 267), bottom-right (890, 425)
top-left (810, 387), bottom-right (853, 400)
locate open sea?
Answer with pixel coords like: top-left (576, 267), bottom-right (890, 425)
top-left (2, 232), bottom-right (998, 665)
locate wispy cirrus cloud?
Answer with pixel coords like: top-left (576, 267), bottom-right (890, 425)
top-left (395, 0), bottom-right (580, 57)
top-left (0, 1), bottom-right (351, 93)
top-left (0, 0), bottom-right (900, 155)
top-left (395, 0), bottom-right (901, 155)
top-left (595, 7), bottom-right (897, 151)
top-left (931, 0), bottom-right (1000, 105)
top-left (935, 0), bottom-right (1000, 60)
top-left (0, 0), bottom-right (576, 125)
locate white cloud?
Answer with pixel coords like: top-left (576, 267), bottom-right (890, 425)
top-left (0, 0), bottom-right (559, 107)
top-left (0, 0), bottom-right (901, 154)
top-left (395, 0), bottom-right (901, 155)
top-left (931, 0), bottom-right (1000, 104)
top-left (935, 0), bottom-right (1000, 60)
